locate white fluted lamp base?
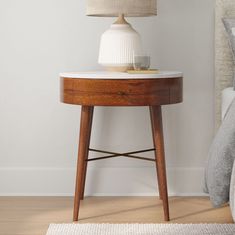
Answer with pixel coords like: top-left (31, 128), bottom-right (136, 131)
top-left (98, 20), bottom-right (143, 72)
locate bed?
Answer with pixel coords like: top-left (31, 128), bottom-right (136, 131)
top-left (205, 0), bottom-right (235, 221)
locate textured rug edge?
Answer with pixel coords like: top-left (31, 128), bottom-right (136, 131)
top-left (46, 223), bottom-right (235, 235)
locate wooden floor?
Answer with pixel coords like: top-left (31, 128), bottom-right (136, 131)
top-left (0, 196), bottom-right (233, 235)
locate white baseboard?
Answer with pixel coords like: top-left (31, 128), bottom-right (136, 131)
top-left (0, 167), bottom-right (207, 196)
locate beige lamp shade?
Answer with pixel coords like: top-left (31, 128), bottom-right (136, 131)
top-left (86, 0), bottom-right (157, 17)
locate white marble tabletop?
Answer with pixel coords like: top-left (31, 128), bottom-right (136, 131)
top-left (60, 71), bottom-right (183, 80)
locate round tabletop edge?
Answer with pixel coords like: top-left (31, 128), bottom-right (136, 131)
top-left (60, 71), bottom-right (183, 80)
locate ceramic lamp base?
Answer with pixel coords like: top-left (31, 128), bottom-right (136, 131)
top-left (98, 15), bottom-right (143, 72)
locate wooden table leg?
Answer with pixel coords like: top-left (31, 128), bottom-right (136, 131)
top-left (73, 106), bottom-right (94, 221)
top-left (150, 106), bottom-right (170, 221)
top-left (150, 107), bottom-right (163, 201)
top-left (80, 107), bottom-right (94, 200)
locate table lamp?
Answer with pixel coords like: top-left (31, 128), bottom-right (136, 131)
top-left (86, 0), bottom-right (157, 72)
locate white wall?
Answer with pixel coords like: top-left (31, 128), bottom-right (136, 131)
top-left (0, 0), bottom-right (215, 196)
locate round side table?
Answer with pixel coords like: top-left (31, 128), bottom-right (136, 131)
top-left (60, 71), bottom-right (183, 222)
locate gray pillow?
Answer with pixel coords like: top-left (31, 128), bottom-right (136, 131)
top-left (222, 18), bottom-right (235, 90)
top-left (204, 98), bottom-right (235, 207)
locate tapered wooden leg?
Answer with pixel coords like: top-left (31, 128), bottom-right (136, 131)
top-left (150, 106), bottom-right (170, 221)
top-left (150, 107), bottom-right (163, 200)
top-left (73, 106), bottom-right (94, 221)
top-left (80, 107), bottom-right (94, 200)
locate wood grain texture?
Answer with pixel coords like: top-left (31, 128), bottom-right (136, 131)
top-left (150, 106), bottom-right (169, 221)
top-left (61, 77), bottom-right (183, 106)
top-left (80, 107), bottom-right (93, 200)
top-left (61, 75), bottom-right (183, 222)
top-left (0, 197), bottom-right (232, 235)
top-left (150, 107), bottom-right (163, 201)
top-left (73, 106), bottom-right (94, 221)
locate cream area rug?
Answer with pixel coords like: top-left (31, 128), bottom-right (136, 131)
top-left (46, 223), bottom-right (235, 235)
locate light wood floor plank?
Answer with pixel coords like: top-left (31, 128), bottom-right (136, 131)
top-left (0, 197), bottom-right (233, 235)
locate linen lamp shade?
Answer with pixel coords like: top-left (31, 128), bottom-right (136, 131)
top-left (86, 0), bottom-right (157, 17)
